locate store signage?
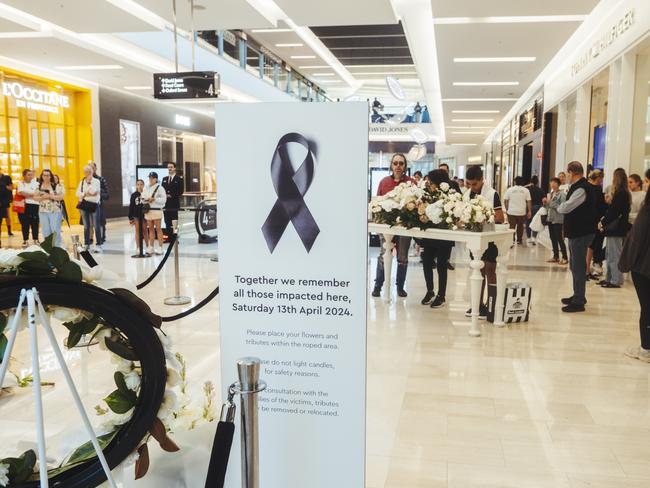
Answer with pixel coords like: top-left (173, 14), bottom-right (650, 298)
top-left (175, 114), bottom-right (190, 127)
top-left (2, 81), bottom-right (69, 114)
top-left (369, 123), bottom-right (434, 141)
top-left (153, 71), bottom-right (220, 99)
top-left (215, 102), bottom-right (368, 488)
top-left (571, 9), bottom-right (635, 77)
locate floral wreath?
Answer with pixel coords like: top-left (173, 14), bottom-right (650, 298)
top-left (0, 235), bottom-right (217, 487)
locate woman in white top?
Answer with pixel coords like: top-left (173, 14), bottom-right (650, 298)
top-left (141, 171), bottom-right (167, 255)
top-left (17, 169), bottom-right (40, 247)
top-left (35, 169), bottom-right (65, 247)
top-left (628, 173), bottom-right (646, 222)
top-left (76, 164), bottom-right (102, 252)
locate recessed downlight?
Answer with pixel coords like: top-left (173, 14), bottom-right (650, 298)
top-left (454, 57), bottom-right (536, 63)
top-left (291, 55), bottom-right (316, 59)
top-left (452, 110), bottom-right (500, 114)
top-left (452, 119), bottom-right (494, 122)
top-left (453, 81), bottom-right (519, 86)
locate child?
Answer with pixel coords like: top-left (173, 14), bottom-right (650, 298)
top-left (129, 179), bottom-right (145, 255)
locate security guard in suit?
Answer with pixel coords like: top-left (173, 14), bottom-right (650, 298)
top-left (162, 162), bottom-right (184, 236)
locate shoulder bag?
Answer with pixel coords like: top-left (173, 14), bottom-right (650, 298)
top-left (12, 193), bottom-right (25, 214)
top-left (142, 185), bottom-right (160, 214)
top-left (76, 181), bottom-right (98, 213)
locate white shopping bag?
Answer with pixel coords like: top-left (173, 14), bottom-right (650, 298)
top-left (529, 208), bottom-right (546, 233)
top-left (503, 282), bottom-right (532, 323)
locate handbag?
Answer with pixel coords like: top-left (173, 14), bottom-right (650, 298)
top-left (142, 185), bottom-right (160, 214)
top-left (12, 193), bottom-right (25, 214)
top-left (77, 199), bottom-right (98, 213)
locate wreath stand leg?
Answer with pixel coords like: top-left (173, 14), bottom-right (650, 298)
top-left (0, 288), bottom-right (119, 488)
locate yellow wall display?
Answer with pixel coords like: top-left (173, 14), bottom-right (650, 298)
top-left (0, 67), bottom-right (93, 233)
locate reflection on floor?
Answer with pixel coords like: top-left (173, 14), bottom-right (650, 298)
top-left (1, 223), bottom-right (648, 488)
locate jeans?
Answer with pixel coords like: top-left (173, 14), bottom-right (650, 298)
top-left (548, 223), bottom-right (567, 259)
top-left (19, 203), bottom-right (39, 241)
top-left (508, 215), bottom-right (526, 243)
top-left (94, 203), bottom-right (105, 243)
top-left (80, 209), bottom-right (101, 247)
top-left (375, 235), bottom-right (411, 290)
top-left (39, 212), bottom-right (62, 247)
top-left (631, 272), bottom-right (650, 349)
top-left (605, 236), bottom-right (624, 286)
top-left (421, 239), bottom-right (452, 298)
top-left (568, 234), bottom-right (594, 305)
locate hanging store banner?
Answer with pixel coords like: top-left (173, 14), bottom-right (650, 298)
top-left (215, 102), bottom-right (368, 488)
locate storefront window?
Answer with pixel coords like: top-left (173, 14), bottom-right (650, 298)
top-left (120, 119), bottom-right (140, 206)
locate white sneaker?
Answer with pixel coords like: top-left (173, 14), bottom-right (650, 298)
top-left (154, 245), bottom-right (163, 255)
top-left (624, 346), bottom-right (650, 363)
top-left (147, 246), bottom-right (154, 255)
top-left (592, 263), bottom-right (603, 275)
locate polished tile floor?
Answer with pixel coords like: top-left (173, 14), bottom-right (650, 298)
top-left (1, 224), bottom-right (647, 488)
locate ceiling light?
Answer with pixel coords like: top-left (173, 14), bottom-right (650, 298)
top-left (468, 156), bottom-right (482, 162)
top-left (452, 118), bottom-right (494, 122)
top-left (446, 126), bottom-right (494, 129)
top-left (452, 110), bottom-right (500, 114)
top-left (56, 64), bottom-right (123, 70)
top-left (351, 71), bottom-right (417, 76)
top-left (275, 43), bottom-right (303, 47)
top-left (454, 57), bottom-right (536, 63)
top-left (451, 143), bottom-right (478, 146)
top-left (318, 80), bottom-right (342, 84)
top-left (312, 73), bottom-right (335, 77)
top-left (344, 64), bottom-right (415, 68)
top-left (434, 15), bottom-right (586, 25)
top-left (443, 98), bottom-right (517, 101)
top-left (298, 65), bottom-right (330, 69)
top-left (453, 81), bottom-right (519, 86)
top-left (124, 86), bottom-right (152, 90)
top-left (452, 131), bottom-right (485, 135)
top-left (251, 28), bottom-right (293, 33)
top-left (290, 55), bottom-right (316, 59)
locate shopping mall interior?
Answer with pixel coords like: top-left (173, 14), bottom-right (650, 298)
top-left (0, 1), bottom-right (649, 487)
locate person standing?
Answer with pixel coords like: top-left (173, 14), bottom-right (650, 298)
top-left (0, 167), bottom-right (13, 240)
top-left (76, 165), bottom-right (102, 252)
top-left (628, 173), bottom-right (646, 221)
top-left (35, 169), bottom-right (65, 247)
top-left (504, 176), bottom-right (531, 246)
top-left (129, 179), bottom-right (145, 255)
top-left (438, 163), bottom-right (459, 270)
top-left (142, 172), bottom-right (167, 255)
top-left (162, 162), bottom-right (184, 238)
top-left (463, 165), bottom-right (505, 319)
top-left (92, 162), bottom-right (109, 245)
top-left (372, 153), bottom-right (414, 298)
top-left (557, 161), bottom-right (597, 313)
top-left (558, 171), bottom-right (570, 193)
top-left (17, 169), bottom-right (40, 247)
top-left (525, 176), bottom-right (545, 244)
top-left (543, 177), bottom-right (568, 264)
top-left (587, 170), bottom-right (607, 279)
top-left (598, 168), bottom-right (631, 288)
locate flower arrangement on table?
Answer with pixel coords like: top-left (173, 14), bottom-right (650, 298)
top-left (369, 182), bottom-right (495, 232)
top-left (0, 235), bottom-right (217, 486)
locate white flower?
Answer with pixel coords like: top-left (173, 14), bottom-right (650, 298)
top-left (446, 217), bottom-right (453, 223)
top-left (476, 212), bottom-right (485, 223)
top-left (52, 307), bottom-right (92, 324)
top-left (122, 451), bottom-right (140, 467)
top-left (380, 199), bottom-right (399, 212)
top-left (0, 462), bottom-right (9, 487)
top-left (158, 390), bottom-right (179, 420)
top-left (0, 249), bottom-right (24, 270)
top-left (440, 182), bottom-right (450, 192)
top-left (443, 202), bottom-right (454, 213)
top-left (94, 328), bottom-right (112, 350)
top-left (166, 367), bottom-right (182, 387)
top-left (110, 355), bottom-right (133, 374)
top-left (124, 370), bottom-right (141, 391)
top-left (452, 225), bottom-right (458, 230)
top-left (98, 408), bottom-right (134, 434)
top-left (164, 349), bottom-right (182, 372)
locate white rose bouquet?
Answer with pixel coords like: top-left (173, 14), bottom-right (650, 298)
top-left (425, 188), bottom-right (495, 231)
top-left (369, 182), bottom-right (435, 229)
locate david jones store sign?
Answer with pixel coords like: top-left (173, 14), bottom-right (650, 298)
top-left (2, 81), bottom-right (70, 114)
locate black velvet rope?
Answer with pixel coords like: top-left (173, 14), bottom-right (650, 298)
top-left (203, 420), bottom-right (234, 488)
top-left (161, 285), bottom-right (220, 322)
top-left (135, 234), bottom-right (177, 290)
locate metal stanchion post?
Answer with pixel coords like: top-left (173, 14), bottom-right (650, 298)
top-left (237, 357), bottom-right (266, 488)
top-left (164, 219), bottom-right (191, 305)
top-left (71, 235), bottom-right (82, 260)
top-left (132, 211), bottom-right (148, 259)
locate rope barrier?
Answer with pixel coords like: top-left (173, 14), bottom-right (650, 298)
top-left (161, 285), bottom-right (219, 322)
top-left (136, 234), bottom-right (177, 290)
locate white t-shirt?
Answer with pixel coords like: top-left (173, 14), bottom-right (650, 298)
top-left (18, 179), bottom-right (39, 205)
top-left (504, 185), bottom-right (531, 216)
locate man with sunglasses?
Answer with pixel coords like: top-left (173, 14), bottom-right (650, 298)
top-left (373, 153), bottom-right (414, 298)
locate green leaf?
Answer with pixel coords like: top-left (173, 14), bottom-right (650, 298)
top-left (0, 334), bottom-right (8, 364)
top-left (2, 449), bottom-right (37, 483)
top-left (65, 431), bottom-right (117, 466)
top-left (114, 371), bottom-right (130, 395)
top-left (104, 388), bottom-right (137, 414)
top-left (104, 337), bottom-right (138, 361)
top-left (17, 259), bottom-right (53, 276)
top-left (57, 261), bottom-right (82, 282)
top-left (0, 313), bottom-right (6, 334)
top-left (17, 250), bottom-right (50, 262)
top-left (66, 329), bottom-right (83, 349)
top-left (41, 233), bottom-right (55, 254)
top-left (49, 247), bottom-right (70, 268)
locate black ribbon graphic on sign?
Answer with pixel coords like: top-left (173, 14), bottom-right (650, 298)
top-left (262, 132), bottom-right (320, 253)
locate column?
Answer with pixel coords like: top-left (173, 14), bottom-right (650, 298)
top-left (238, 38), bottom-right (247, 69)
top-left (555, 101), bottom-right (567, 172)
top-left (258, 52), bottom-right (265, 79)
top-left (217, 31), bottom-right (224, 55)
top-left (630, 54), bottom-right (650, 175)
top-left (573, 82), bottom-right (592, 165)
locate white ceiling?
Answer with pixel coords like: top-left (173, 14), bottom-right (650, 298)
top-left (0, 0), bottom-right (161, 32)
top-left (430, 0), bottom-right (599, 17)
top-left (0, 16), bottom-right (34, 32)
top-left (275, 0), bottom-right (396, 26)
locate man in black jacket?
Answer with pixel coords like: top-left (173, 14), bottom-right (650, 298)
top-left (92, 162), bottom-right (109, 244)
top-left (162, 162), bottom-right (184, 237)
top-left (557, 161), bottom-right (598, 313)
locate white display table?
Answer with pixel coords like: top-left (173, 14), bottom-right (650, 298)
top-left (368, 223), bottom-right (515, 337)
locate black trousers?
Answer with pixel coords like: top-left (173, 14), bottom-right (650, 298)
top-left (421, 239), bottom-right (452, 298)
top-left (632, 272), bottom-right (650, 350)
top-left (19, 203), bottom-right (39, 241)
top-left (590, 233), bottom-right (605, 264)
top-left (548, 223), bottom-right (567, 259)
top-left (163, 209), bottom-right (179, 236)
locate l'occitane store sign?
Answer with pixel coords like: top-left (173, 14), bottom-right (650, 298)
top-left (2, 81), bottom-right (70, 113)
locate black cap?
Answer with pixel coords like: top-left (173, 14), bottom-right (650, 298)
top-left (148, 171), bottom-right (158, 179)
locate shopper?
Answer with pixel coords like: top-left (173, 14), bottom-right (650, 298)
top-left (372, 153), bottom-right (414, 298)
top-left (128, 179), bottom-right (145, 255)
top-left (504, 176), bottom-right (531, 245)
top-left (92, 162), bottom-right (109, 244)
top-left (558, 171), bottom-right (570, 193)
top-left (162, 162), bottom-right (184, 237)
top-left (619, 168), bottom-right (650, 362)
top-left (543, 177), bottom-right (568, 264)
top-left (464, 165), bottom-right (504, 319)
top-left (525, 176), bottom-right (544, 244)
top-left (438, 162), bottom-right (459, 270)
top-left (412, 171), bottom-right (423, 184)
top-left (587, 170), bottom-right (607, 279)
top-left (557, 161), bottom-right (597, 313)
top-left (17, 169), bottom-right (39, 247)
top-left (628, 173), bottom-right (646, 221)
top-left (35, 169), bottom-right (65, 247)
top-left (142, 171), bottom-right (167, 255)
top-left (0, 167), bottom-right (13, 239)
top-left (420, 170), bottom-right (454, 308)
top-left (76, 165), bottom-right (102, 252)
top-left (598, 168), bottom-right (631, 288)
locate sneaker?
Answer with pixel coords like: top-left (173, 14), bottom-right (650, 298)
top-left (147, 246), bottom-right (154, 255)
top-left (561, 296), bottom-right (587, 305)
top-left (559, 258), bottom-right (568, 265)
top-left (154, 245), bottom-right (163, 255)
top-left (397, 288), bottom-right (408, 298)
top-left (22, 241), bottom-right (28, 249)
top-left (601, 282), bottom-right (621, 288)
top-left (371, 287), bottom-right (381, 298)
top-left (592, 263), bottom-right (603, 275)
top-left (430, 296), bottom-right (446, 308)
top-left (465, 304), bottom-right (488, 320)
top-left (562, 303), bottom-right (585, 313)
top-left (447, 263), bottom-right (455, 271)
top-left (93, 245), bottom-right (103, 254)
top-left (547, 258), bottom-right (559, 263)
top-left (624, 346), bottom-right (650, 363)
top-left (32, 240), bottom-right (40, 247)
top-left (421, 291), bottom-right (435, 305)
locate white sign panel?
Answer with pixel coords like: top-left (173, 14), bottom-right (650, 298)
top-left (216, 102), bottom-right (368, 488)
